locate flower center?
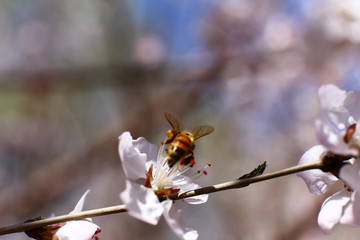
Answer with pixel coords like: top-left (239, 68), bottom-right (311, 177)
top-left (343, 123), bottom-right (360, 152)
top-left (144, 144), bottom-right (211, 198)
top-left (344, 123), bottom-right (357, 143)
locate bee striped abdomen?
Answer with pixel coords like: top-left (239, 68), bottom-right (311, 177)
top-left (166, 135), bottom-right (193, 167)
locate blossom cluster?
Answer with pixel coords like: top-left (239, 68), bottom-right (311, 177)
top-left (26, 119), bottom-right (210, 240)
top-left (118, 131), bottom-right (209, 240)
top-left (297, 84), bottom-right (360, 232)
top-left (24, 84), bottom-right (360, 239)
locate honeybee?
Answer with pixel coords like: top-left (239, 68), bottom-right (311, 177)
top-left (162, 112), bottom-right (214, 168)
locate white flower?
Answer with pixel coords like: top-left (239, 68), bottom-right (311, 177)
top-left (297, 84), bottom-right (360, 233)
top-left (26, 191), bottom-right (101, 240)
top-left (318, 157), bottom-right (360, 233)
top-left (317, 189), bottom-right (360, 233)
top-left (296, 145), bottom-right (339, 195)
top-left (54, 190), bottom-right (101, 240)
top-left (118, 131), bottom-right (208, 240)
top-left (316, 84), bottom-right (360, 156)
top-left (296, 146), bottom-right (360, 233)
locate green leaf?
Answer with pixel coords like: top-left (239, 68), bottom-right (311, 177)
top-left (238, 161), bottom-right (267, 179)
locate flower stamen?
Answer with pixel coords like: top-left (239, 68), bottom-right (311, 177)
top-left (190, 162), bottom-right (212, 179)
top-left (344, 123), bottom-right (357, 143)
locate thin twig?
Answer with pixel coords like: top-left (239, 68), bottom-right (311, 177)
top-left (169, 160), bottom-right (323, 200)
top-left (0, 205), bottom-right (127, 235)
top-left (0, 160), bottom-right (322, 236)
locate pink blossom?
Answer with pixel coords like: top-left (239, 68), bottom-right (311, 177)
top-left (297, 145), bottom-right (360, 233)
top-left (118, 131), bottom-right (208, 240)
top-left (298, 84), bottom-right (360, 233)
top-left (316, 84), bottom-right (360, 156)
top-left (318, 189), bottom-right (360, 233)
top-left (296, 145), bottom-right (339, 195)
top-left (54, 190), bottom-right (101, 240)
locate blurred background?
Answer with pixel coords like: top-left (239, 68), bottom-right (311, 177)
top-left (1, 0), bottom-right (360, 239)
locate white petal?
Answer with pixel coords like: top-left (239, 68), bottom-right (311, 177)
top-left (297, 145), bottom-right (327, 165)
top-left (316, 85), bottom-right (360, 155)
top-left (340, 160), bottom-right (360, 192)
top-left (120, 180), bottom-right (163, 225)
top-left (131, 133), bottom-right (158, 163)
top-left (344, 90), bottom-right (360, 121)
top-left (339, 191), bottom-right (360, 227)
top-left (119, 132), bottom-right (158, 181)
top-left (318, 84), bottom-right (347, 112)
top-left (69, 190), bottom-right (90, 214)
top-left (182, 194), bottom-right (208, 205)
top-left (179, 183), bottom-right (208, 205)
top-left (297, 145), bottom-right (338, 194)
top-left (162, 201), bottom-right (198, 240)
top-left (172, 175), bottom-right (193, 186)
top-left (318, 84), bottom-right (350, 125)
top-left (55, 220), bottom-right (100, 240)
top-left (316, 120), bottom-right (358, 155)
top-left (318, 189), bottom-right (351, 234)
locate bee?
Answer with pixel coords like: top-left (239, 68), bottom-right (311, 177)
top-left (162, 112), bottom-right (214, 168)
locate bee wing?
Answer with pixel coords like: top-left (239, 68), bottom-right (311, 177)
top-left (164, 112), bottom-right (183, 131)
top-left (192, 125), bottom-right (214, 140)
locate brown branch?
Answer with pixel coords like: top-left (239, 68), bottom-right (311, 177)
top-left (0, 160), bottom-right (323, 236)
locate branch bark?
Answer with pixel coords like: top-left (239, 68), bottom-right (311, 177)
top-left (0, 160), bottom-right (322, 236)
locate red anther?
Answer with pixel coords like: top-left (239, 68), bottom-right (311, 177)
top-left (203, 171), bottom-right (208, 175)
